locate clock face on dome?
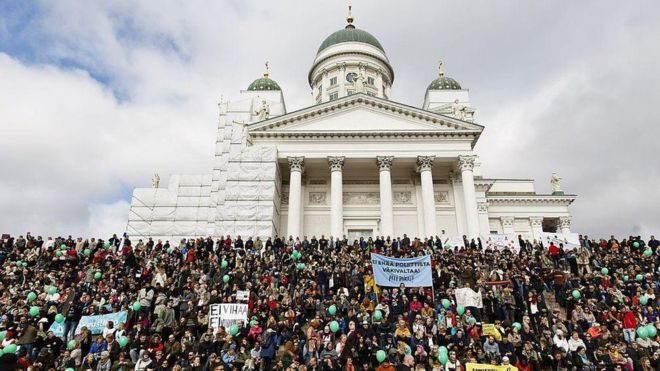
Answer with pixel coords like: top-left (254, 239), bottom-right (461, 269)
top-left (346, 72), bottom-right (358, 83)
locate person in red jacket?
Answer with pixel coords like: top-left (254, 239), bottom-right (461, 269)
top-left (621, 305), bottom-right (638, 343)
top-left (548, 242), bottom-right (560, 267)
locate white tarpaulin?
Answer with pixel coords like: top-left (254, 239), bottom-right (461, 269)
top-left (481, 234), bottom-right (520, 252)
top-left (209, 303), bottom-right (248, 329)
top-left (455, 287), bottom-right (483, 308)
top-left (536, 232), bottom-right (580, 250)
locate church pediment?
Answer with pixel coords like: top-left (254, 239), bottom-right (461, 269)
top-left (248, 94), bottom-right (483, 134)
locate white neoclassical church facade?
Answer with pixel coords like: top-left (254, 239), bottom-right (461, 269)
top-left (126, 9), bottom-right (575, 242)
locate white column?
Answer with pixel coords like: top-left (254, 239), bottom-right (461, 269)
top-left (449, 171), bottom-right (466, 236)
top-left (321, 69), bottom-right (329, 102)
top-left (417, 156), bottom-right (437, 237)
top-left (286, 157), bottom-right (304, 239)
top-left (477, 202), bottom-right (490, 235)
top-left (414, 178), bottom-right (426, 237)
top-left (458, 155), bottom-right (480, 239)
top-left (328, 157), bottom-right (345, 238)
top-left (377, 156), bottom-right (394, 237)
top-left (501, 216), bottom-right (515, 234)
top-left (376, 69), bottom-right (384, 98)
top-left (338, 63), bottom-right (346, 97)
top-left (559, 216), bottom-right (572, 234)
top-left (530, 216), bottom-right (544, 240)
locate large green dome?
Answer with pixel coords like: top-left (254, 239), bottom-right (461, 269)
top-left (427, 76), bottom-right (462, 91)
top-left (317, 26), bottom-right (385, 54)
top-left (247, 77), bottom-right (281, 91)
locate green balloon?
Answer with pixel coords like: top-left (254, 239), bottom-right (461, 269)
top-left (66, 368), bottom-right (75, 371)
top-left (48, 286), bottom-right (57, 295)
top-left (56, 251), bottom-right (63, 257)
top-left (60, 244), bottom-right (68, 250)
top-left (29, 306), bottom-right (40, 317)
top-left (623, 275), bottom-right (629, 282)
top-left (221, 260), bottom-right (228, 268)
top-left (94, 272), bottom-right (102, 280)
top-left (3, 343), bottom-right (16, 354)
top-left (296, 263), bottom-right (305, 270)
top-left (636, 274), bottom-right (644, 282)
top-left (250, 320), bottom-right (258, 328)
top-left (601, 268), bottom-right (609, 275)
top-left (27, 292), bottom-right (37, 302)
top-left (646, 325), bottom-right (657, 338)
top-left (512, 322), bottom-right (522, 330)
top-left (328, 305), bottom-right (337, 316)
top-left (167, 247), bottom-right (174, 254)
top-left (441, 298), bottom-right (451, 309)
top-left (456, 306), bottom-right (465, 316)
top-left (230, 325), bottom-right (239, 336)
top-left (640, 295), bottom-right (649, 306)
top-left (439, 352), bottom-right (449, 365)
top-left (376, 349), bottom-right (386, 363)
top-left (84, 248), bottom-right (92, 256)
top-left (223, 275), bottom-right (230, 283)
top-left (55, 314), bottom-right (65, 324)
top-left (644, 249), bottom-right (653, 257)
top-left (295, 251), bottom-right (302, 259)
top-left (16, 260), bottom-right (22, 266)
top-left (132, 302), bottom-right (142, 311)
top-left (0, 330), bottom-right (6, 341)
top-left (373, 310), bottom-right (383, 321)
top-left (104, 242), bottom-right (111, 249)
top-left (67, 339), bottom-right (77, 350)
top-left (572, 290), bottom-right (581, 299)
top-left (439, 346), bottom-right (448, 354)
top-left (637, 326), bottom-right (648, 339)
top-left (633, 241), bottom-right (640, 248)
top-left (118, 336), bottom-right (129, 348)
top-left (467, 317), bottom-right (476, 325)
top-left (329, 320), bottom-right (339, 333)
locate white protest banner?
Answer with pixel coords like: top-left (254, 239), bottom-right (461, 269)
top-left (209, 303), bottom-right (248, 329)
top-left (442, 236), bottom-right (465, 249)
top-left (481, 234), bottom-right (519, 253)
top-left (236, 290), bottom-right (249, 301)
top-left (455, 287), bottom-right (483, 308)
top-left (370, 253), bottom-right (433, 287)
top-left (536, 232), bottom-right (580, 250)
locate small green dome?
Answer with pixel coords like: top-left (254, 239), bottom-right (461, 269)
top-left (427, 76), bottom-right (461, 91)
top-left (317, 26), bottom-right (385, 54)
top-left (247, 77), bottom-right (281, 91)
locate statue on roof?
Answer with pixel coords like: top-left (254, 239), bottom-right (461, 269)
top-left (551, 172), bottom-right (562, 194)
top-left (255, 100), bottom-right (270, 120)
top-left (152, 173), bottom-right (160, 189)
top-left (452, 99), bottom-right (467, 120)
top-left (354, 73), bottom-right (366, 93)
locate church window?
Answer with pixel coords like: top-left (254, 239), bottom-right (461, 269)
top-left (329, 92), bottom-right (339, 101)
top-left (329, 77), bottom-right (337, 86)
top-left (367, 77), bottom-right (375, 85)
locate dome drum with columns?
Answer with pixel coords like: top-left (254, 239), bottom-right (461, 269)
top-left (127, 7), bottom-right (575, 242)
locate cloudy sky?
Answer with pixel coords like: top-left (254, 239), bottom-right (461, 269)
top-left (1, 0), bottom-right (658, 239)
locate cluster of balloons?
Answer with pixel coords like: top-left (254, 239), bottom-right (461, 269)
top-left (290, 250), bottom-right (302, 260)
top-left (637, 324), bottom-right (658, 339)
top-left (296, 263), bottom-right (305, 270)
top-left (15, 260), bottom-right (28, 267)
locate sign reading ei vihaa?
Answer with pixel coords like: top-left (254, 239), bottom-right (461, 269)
top-left (209, 303), bottom-right (248, 329)
top-left (465, 363), bottom-right (517, 371)
top-left (370, 253), bottom-right (432, 287)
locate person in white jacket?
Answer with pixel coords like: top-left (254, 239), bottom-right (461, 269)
top-left (553, 329), bottom-right (569, 353)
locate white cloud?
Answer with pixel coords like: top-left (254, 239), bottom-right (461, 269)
top-left (0, 1), bottom-right (658, 238)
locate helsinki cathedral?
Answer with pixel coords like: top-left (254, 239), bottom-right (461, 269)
top-left (127, 7), bottom-right (575, 243)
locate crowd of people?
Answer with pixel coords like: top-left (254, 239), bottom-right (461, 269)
top-left (0, 231), bottom-right (658, 371)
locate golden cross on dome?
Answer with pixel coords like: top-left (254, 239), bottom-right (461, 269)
top-left (264, 61), bottom-right (269, 79)
top-left (346, 5), bottom-right (354, 26)
top-left (438, 60), bottom-right (445, 77)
